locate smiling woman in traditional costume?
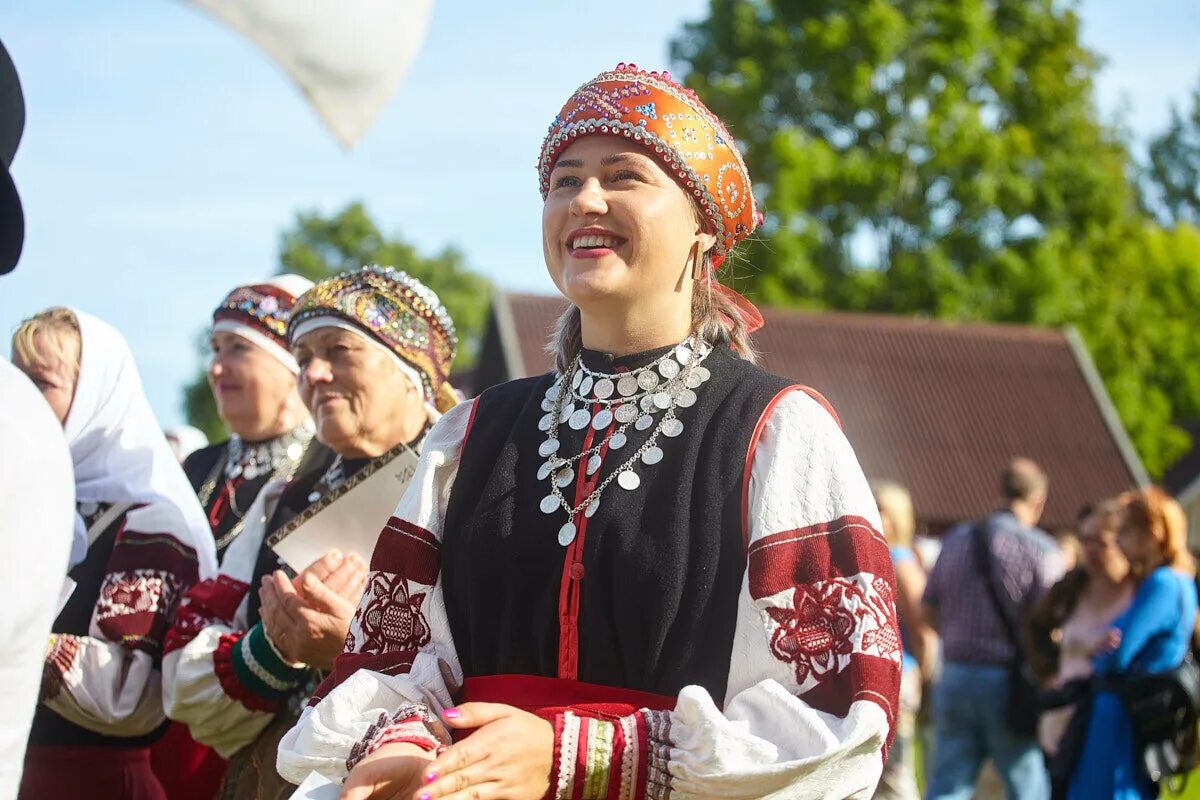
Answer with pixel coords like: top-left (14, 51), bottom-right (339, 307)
top-left (11, 308), bottom-right (217, 800)
top-left (279, 65), bottom-right (900, 800)
top-left (162, 266), bottom-right (458, 798)
top-left (152, 275), bottom-right (317, 799)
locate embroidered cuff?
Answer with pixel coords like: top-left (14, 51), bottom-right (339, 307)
top-left (549, 709), bottom-right (673, 800)
top-left (346, 704), bottom-right (446, 773)
top-left (229, 622), bottom-right (306, 701)
top-left (41, 634), bottom-right (80, 702)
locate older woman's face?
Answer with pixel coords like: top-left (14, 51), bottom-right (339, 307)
top-left (13, 330), bottom-right (78, 425)
top-left (293, 327), bottom-right (422, 459)
top-left (207, 331), bottom-right (298, 438)
top-left (1078, 513), bottom-right (1129, 584)
top-left (542, 135), bottom-right (714, 312)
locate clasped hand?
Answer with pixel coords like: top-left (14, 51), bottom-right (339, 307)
top-left (341, 703), bottom-right (554, 800)
top-left (258, 549), bottom-right (367, 670)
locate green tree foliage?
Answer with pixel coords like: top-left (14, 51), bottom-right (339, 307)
top-left (672, 0), bottom-right (1200, 476)
top-left (184, 203), bottom-right (491, 442)
top-left (1145, 81), bottom-right (1200, 227)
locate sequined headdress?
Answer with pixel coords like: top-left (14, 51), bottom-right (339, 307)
top-left (287, 265), bottom-right (458, 416)
top-left (540, 63), bottom-right (760, 264)
top-left (212, 274), bottom-right (313, 373)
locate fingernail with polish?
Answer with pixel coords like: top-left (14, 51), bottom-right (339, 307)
top-left (424, 772), bottom-right (438, 784)
top-left (419, 793), bottom-right (432, 800)
top-left (443, 707), bottom-right (461, 719)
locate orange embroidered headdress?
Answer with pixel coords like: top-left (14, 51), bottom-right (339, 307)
top-left (538, 63), bottom-right (765, 331)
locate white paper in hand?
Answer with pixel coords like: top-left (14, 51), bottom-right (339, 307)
top-left (288, 771), bottom-right (340, 800)
top-left (269, 444), bottom-right (419, 571)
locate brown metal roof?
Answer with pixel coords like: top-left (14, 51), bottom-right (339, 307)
top-left (487, 293), bottom-right (1145, 533)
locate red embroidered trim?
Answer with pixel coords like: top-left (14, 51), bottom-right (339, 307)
top-left (374, 517), bottom-right (440, 583)
top-left (41, 634), bottom-right (80, 702)
top-left (164, 575), bottom-right (250, 655)
top-left (212, 632), bottom-right (280, 713)
top-left (547, 712), bottom-right (568, 800)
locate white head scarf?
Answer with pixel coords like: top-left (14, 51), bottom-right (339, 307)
top-left (64, 310), bottom-right (217, 578)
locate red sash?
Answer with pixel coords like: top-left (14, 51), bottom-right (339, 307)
top-left (459, 674), bottom-right (675, 722)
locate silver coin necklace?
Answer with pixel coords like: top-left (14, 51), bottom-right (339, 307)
top-left (537, 336), bottom-right (713, 546)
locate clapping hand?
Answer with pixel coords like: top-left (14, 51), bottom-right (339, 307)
top-left (259, 549), bottom-right (368, 670)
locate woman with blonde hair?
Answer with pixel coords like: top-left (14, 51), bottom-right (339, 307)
top-left (11, 308), bottom-right (215, 799)
top-left (872, 481), bottom-right (933, 800)
top-left (278, 64), bottom-right (900, 800)
top-left (1065, 487), bottom-right (1197, 799)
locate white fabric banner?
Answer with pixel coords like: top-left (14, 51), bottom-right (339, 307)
top-left (185, 0), bottom-right (433, 148)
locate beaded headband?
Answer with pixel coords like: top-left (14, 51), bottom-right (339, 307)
top-left (287, 265), bottom-right (459, 413)
top-left (212, 277), bottom-right (313, 372)
top-left (539, 63), bottom-right (761, 267)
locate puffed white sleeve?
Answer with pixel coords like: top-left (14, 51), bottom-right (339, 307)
top-left (276, 399), bottom-right (475, 784)
top-left (42, 507), bottom-right (205, 737)
top-left (161, 483), bottom-right (307, 757)
top-left (546, 388), bottom-right (902, 800)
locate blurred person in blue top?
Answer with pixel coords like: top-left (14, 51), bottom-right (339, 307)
top-left (874, 481), bottom-right (936, 800)
top-left (1068, 486), bottom-right (1198, 799)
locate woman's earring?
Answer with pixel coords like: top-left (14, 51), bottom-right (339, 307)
top-left (690, 242), bottom-right (704, 281)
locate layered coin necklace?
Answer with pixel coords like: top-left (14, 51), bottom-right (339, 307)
top-left (537, 336), bottom-right (713, 546)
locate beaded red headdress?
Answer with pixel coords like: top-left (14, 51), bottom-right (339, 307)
top-left (538, 63), bottom-right (764, 332)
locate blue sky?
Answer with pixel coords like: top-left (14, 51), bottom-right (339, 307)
top-left (1, 0), bottom-right (1197, 430)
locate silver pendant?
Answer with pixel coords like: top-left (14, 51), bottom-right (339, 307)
top-left (579, 375), bottom-right (594, 396)
top-left (229, 463), bottom-right (243, 478)
top-left (685, 371), bottom-right (704, 389)
top-left (637, 371), bottom-right (659, 391)
top-left (617, 376), bottom-right (639, 396)
top-left (642, 446), bottom-right (664, 465)
top-left (537, 460), bottom-right (557, 481)
top-left (658, 359), bottom-right (680, 380)
top-left (555, 467), bottom-right (575, 488)
top-left (538, 413), bottom-right (553, 432)
top-left (571, 370), bottom-right (583, 390)
top-left (287, 442), bottom-right (304, 461)
top-left (546, 383), bottom-right (561, 401)
top-left (617, 470), bottom-right (641, 490)
top-left (542, 397), bottom-right (555, 412)
top-left (653, 392), bottom-right (672, 410)
top-left (640, 395), bottom-right (656, 413)
top-left (307, 491), bottom-right (321, 503)
top-left (540, 494), bottom-right (561, 514)
top-left (609, 432), bottom-right (628, 449)
top-left (661, 418), bottom-right (684, 438)
top-left (539, 439), bottom-right (561, 457)
top-left (614, 403), bottom-right (638, 424)
top-left (695, 366), bottom-right (711, 382)
top-left (675, 344), bottom-right (693, 364)
top-left (558, 521), bottom-right (578, 546)
top-left (594, 378), bottom-right (614, 399)
top-left (585, 498), bottom-right (600, 518)
top-left (592, 408), bottom-right (614, 430)
top-left (568, 409), bottom-right (591, 430)
top-left (635, 414), bottom-right (654, 431)
top-left (559, 403), bottom-right (575, 423)
top-left (586, 454), bottom-right (602, 475)
top-left (676, 389), bottom-right (697, 408)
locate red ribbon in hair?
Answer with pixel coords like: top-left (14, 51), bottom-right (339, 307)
top-left (710, 279), bottom-right (764, 335)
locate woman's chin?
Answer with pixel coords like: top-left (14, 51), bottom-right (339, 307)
top-left (559, 260), bottom-right (631, 305)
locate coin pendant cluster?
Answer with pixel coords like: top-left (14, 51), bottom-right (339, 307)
top-left (226, 421), bottom-right (314, 481)
top-left (537, 337), bottom-right (713, 546)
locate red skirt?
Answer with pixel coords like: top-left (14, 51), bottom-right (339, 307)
top-left (459, 674), bottom-right (675, 722)
top-left (151, 722), bottom-right (228, 800)
top-left (20, 745), bottom-right (166, 800)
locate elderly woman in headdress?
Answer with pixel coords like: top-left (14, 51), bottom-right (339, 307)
top-left (152, 276), bottom-right (316, 799)
top-left (278, 65), bottom-right (900, 800)
top-left (162, 266), bottom-right (458, 798)
top-left (11, 308), bottom-right (216, 800)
